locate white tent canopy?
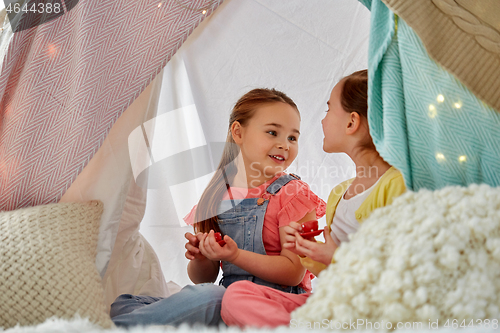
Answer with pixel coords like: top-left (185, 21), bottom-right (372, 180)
top-left (139, 0), bottom-right (370, 288)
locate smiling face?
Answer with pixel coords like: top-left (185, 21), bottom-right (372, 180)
top-left (232, 102), bottom-right (300, 187)
top-left (321, 80), bottom-right (351, 153)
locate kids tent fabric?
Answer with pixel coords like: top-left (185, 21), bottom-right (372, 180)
top-left (0, 0), bottom-right (223, 212)
top-left (360, 0), bottom-right (500, 191)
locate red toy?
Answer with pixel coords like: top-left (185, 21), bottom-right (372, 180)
top-left (214, 232), bottom-right (226, 246)
top-left (299, 220), bottom-right (322, 239)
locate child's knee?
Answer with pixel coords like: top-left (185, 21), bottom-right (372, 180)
top-left (204, 284), bottom-right (226, 303)
top-left (223, 281), bottom-right (254, 303)
top-left (109, 294), bottom-right (135, 318)
top-left (183, 283), bottom-right (226, 305)
top-left (110, 294), bottom-right (165, 318)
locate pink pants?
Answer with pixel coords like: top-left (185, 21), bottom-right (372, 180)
top-left (221, 280), bottom-right (310, 328)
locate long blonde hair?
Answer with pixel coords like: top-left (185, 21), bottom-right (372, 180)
top-left (194, 88), bottom-right (299, 233)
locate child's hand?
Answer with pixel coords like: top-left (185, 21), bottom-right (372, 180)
top-left (198, 230), bottom-right (239, 263)
top-left (184, 232), bottom-right (206, 260)
top-left (283, 221), bottom-right (302, 245)
top-left (282, 221), bottom-right (303, 255)
top-left (294, 226), bottom-right (337, 265)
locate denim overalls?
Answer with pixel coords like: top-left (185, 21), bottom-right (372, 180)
top-left (217, 174), bottom-right (305, 294)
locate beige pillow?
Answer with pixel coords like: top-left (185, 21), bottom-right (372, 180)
top-left (0, 201), bottom-right (114, 329)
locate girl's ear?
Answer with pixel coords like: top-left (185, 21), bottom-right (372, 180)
top-left (346, 112), bottom-right (361, 135)
top-left (231, 121), bottom-right (243, 144)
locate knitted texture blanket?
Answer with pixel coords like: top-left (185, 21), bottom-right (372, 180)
top-left (293, 183), bottom-right (500, 328)
top-left (359, 0), bottom-right (500, 191)
top-left (382, 0), bottom-right (500, 114)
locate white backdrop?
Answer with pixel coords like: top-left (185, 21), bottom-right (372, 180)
top-left (139, 0), bottom-right (371, 288)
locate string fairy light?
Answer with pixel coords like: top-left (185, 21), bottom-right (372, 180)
top-left (428, 104), bottom-right (437, 119)
top-left (172, 0), bottom-right (217, 14)
top-left (47, 43), bottom-right (57, 58)
top-left (435, 152), bottom-right (446, 163)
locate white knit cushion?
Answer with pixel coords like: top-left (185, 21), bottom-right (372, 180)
top-left (293, 184), bottom-right (500, 328)
top-left (0, 201), bottom-right (114, 329)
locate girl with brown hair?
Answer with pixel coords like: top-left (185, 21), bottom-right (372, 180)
top-left (221, 70), bottom-right (406, 328)
top-left (110, 88), bottom-right (325, 327)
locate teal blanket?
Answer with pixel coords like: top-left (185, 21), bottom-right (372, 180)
top-left (360, 0), bottom-right (500, 191)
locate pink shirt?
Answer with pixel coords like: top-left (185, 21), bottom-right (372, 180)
top-left (184, 173), bottom-right (326, 292)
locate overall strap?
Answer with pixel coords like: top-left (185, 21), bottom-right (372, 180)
top-left (266, 173), bottom-right (300, 195)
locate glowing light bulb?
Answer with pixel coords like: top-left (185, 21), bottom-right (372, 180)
top-left (158, 3), bottom-right (162, 8)
top-left (435, 153), bottom-right (446, 162)
top-left (437, 94), bottom-right (445, 103)
top-left (428, 104), bottom-right (437, 118)
top-left (454, 101), bottom-right (463, 109)
top-left (47, 44), bottom-right (57, 57)
top-left (202, 9), bottom-right (207, 14)
top-left (458, 155), bottom-right (467, 163)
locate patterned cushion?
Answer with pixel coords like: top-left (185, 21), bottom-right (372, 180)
top-left (0, 201), bottom-right (114, 329)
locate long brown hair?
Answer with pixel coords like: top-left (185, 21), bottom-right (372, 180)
top-left (194, 88), bottom-right (299, 233)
